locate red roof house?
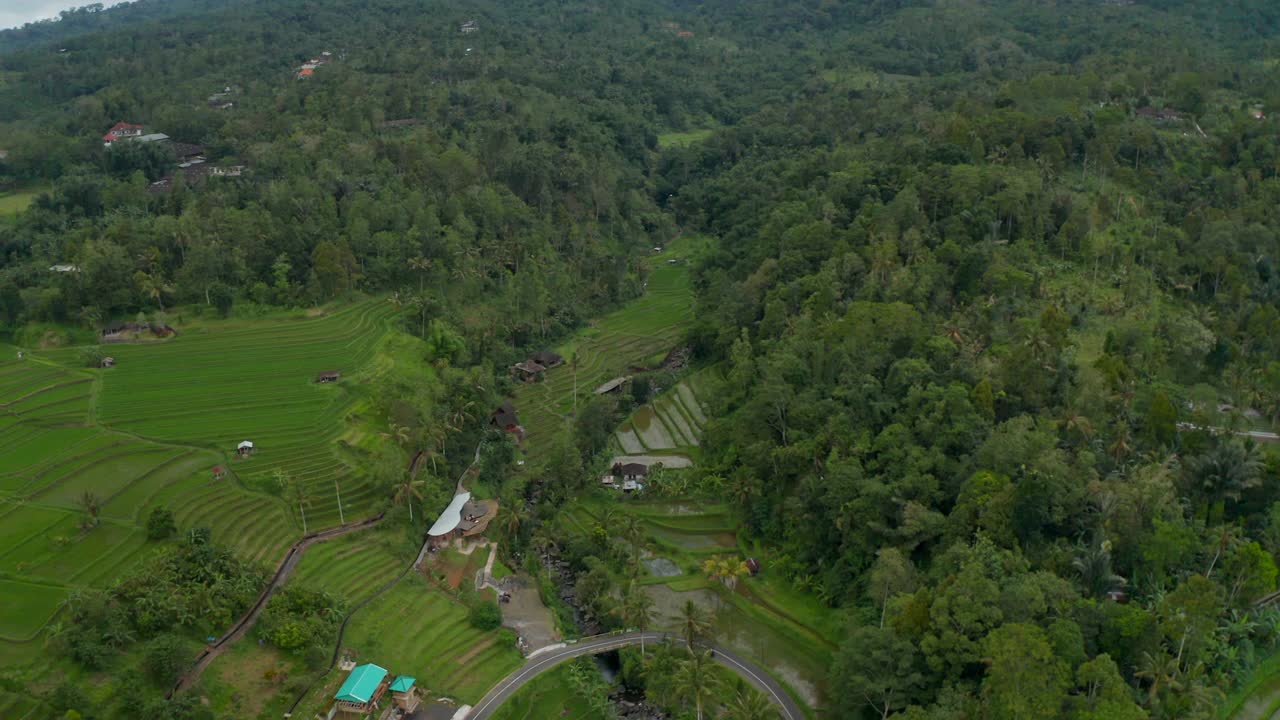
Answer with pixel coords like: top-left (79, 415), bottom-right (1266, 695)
top-left (103, 122), bottom-right (144, 145)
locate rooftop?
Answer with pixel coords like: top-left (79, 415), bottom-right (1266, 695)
top-left (335, 663), bottom-right (388, 704)
top-left (389, 675), bottom-right (416, 693)
top-left (428, 491), bottom-right (472, 537)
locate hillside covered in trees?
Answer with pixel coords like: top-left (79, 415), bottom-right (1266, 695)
top-left (2, 0), bottom-right (1280, 719)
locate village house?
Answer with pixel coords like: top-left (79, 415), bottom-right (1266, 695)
top-left (49, 264), bottom-right (79, 273)
top-left (427, 491), bottom-right (498, 548)
top-left (0, 149), bottom-right (8, 161)
top-left (389, 675), bottom-right (419, 713)
top-left (100, 321), bottom-right (147, 340)
top-left (332, 663), bottom-right (389, 717)
top-left (381, 118), bottom-right (420, 129)
top-left (316, 370), bottom-right (341, 383)
top-left (511, 359), bottom-right (545, 382)
top-left (171, 142), bottom-right (205, 164)
top-left (489, 401), bottom-right (523, 439)
top-left (102, 121), bottom-right (144, 146)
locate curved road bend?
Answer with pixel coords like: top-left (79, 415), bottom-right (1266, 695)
top-left (465, 632), bottom-right (805, 720)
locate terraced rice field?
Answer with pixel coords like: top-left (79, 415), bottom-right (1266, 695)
top-left (289, 532), bottom-right (406, 605)
top-left (0, 302), bottom-right (396, 657)
top-left (614, 372), bottom-right (713, 455)
top-left (88, 298), bottom-right (396, 527)
top-left (515, 241), bottom-right (700, 465)
top-left (293, 576), bottom-right (523, 714)
top-left (0, 351), bottom-right (230, 651)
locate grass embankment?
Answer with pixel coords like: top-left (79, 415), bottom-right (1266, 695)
top-left (488, 663), bottom-right (610, 720)
top-left (1221, 651), bottom-right (1280, 720)
top-left (515, 239), bottom-right (702, 466)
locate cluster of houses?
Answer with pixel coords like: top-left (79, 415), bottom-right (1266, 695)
top-left (101, 120), bottom-right (244, 193)
top-left (329, 662), bottom-right (422, 719)
top-left (297, 50), bottom-right (334, 79)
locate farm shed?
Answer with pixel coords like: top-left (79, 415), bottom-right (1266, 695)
top-left (333, 662), bottom-right (389, 716)
top-left (613, 462), bottom-right (648, 480)
top-left (316, 370), bottom-right (341, 383)
top-left (594, 376), bottom-right (631, 395)
top-left (99, 357), bottom-right (115, 368)
top-left (211, 466), bottom-right (227, 480)
top-left (490, 402), bottom-right (521, 433)
top-left (237, 440), bottom-right (255, 456)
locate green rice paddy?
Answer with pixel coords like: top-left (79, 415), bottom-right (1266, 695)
top-left (515, 239), bottom-right (703, 465)
top-left (292, 576), bottom-right (525, 715)
top-left (0, 299), bottom-right (397, 659)
top-left (0, 188), bottom-right (40, 216)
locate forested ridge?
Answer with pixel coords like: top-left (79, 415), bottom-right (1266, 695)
top-left (2, 0), bottom-right (1280, 719)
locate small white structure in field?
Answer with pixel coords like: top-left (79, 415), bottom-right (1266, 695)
top-left (237, 440), bottom-right (255, 456)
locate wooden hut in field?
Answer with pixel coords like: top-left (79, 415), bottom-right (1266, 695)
top-left (211, 466), bottom-right (227, 480)
top-left (316, 370), bottom-right (341, 383)
top-left (333, 663), bottom-right (389, 717)
top-left (594, 376), bottom-right (630, 395)
top-left (99, 357), bottom-right (115, 368)
top-left (237, 440), bottom-right (255, 457)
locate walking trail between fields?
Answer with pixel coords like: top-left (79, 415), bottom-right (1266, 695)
top-left (169, 513), bottom-right (385, 696)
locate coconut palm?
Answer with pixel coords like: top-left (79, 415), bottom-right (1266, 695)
top-left (622, 582), bottom-right (656, 655)
top-left (290, 478), bottom-right (313, 534)
top-left (1135, 650), bottom-right (1182, 702)
top-left (393, 473), bottom-right (425, 522)
top-left (677, 599), bottom-right (711, 654)
top-left (721, 682), bottom-right (779, 720)
top-left (674, 650), bottom-right (718, 720)
top-left (496, 502), bottom-right (526, 545)
top-left (1072, 540), bottom-right (1126, 599)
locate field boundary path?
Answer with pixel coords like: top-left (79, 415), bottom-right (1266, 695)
top-left (464, 631), bottom-right (805, 720)
top-left (170, 513), bottom-right (385, 696)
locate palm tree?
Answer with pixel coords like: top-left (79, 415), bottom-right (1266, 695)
top-left (496, 502), bottom-right (526, 544)
top-left (1136, 650), bottom-right (1182, 703)
top-left (290, 478), bottom-right (313, 534)
top-left (1072, 540), bottom-right (1126, 599)
top-left (674, 650), bottom-right (718, 720)
top-left (1186, 440), bottom-right (1264, 512)
top-left (622, 514), bottom-right (645, 565)
top-left (78, 491), bottom-right (101, 528)
top-left (393, 473), bottom-right (425, 522)
top-left (408, 255), bottom-right (433, 294)
top-left (622, 582), bottom-right (656, 655)
top-left (677, 599), bottom-right (711, 654)
top-left (721, 682), bottom-right (778, 720)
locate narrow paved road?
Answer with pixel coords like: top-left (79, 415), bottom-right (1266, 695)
top-left (465, 631), bottom-right (805, 720)
top-left (169, 513), bottom-right (384, 695)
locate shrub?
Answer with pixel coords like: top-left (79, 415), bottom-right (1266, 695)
top-left (143, 634), bottom-right (188, 685)
top-left (468, 600), bottom-right (502, 631)
top-left (146, 507), bottom-right (177, 540)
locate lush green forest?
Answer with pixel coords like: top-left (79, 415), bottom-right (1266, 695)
top-left (3, 0), bottom-right (1280, 719)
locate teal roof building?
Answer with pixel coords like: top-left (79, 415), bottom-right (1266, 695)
top-left (334, 663), bottom-right (388, 705)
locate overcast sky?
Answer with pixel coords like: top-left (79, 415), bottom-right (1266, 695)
top-left (0, 1), bottom-right (90, 30)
